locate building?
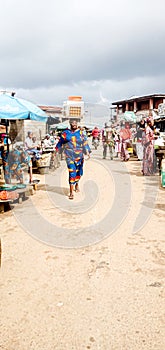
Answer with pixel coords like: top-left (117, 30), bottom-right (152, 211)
top-left (62, 96), bottom-right (85, 123)
top-left (38, 105), bottom-right (62, 132)
top-left (112, 94), bottom-right (165, 123)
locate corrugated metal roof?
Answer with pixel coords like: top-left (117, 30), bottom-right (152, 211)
top-left (112, 94), bottom-right (165, 105)
top-left (38, 105), bottom-right (62, 113)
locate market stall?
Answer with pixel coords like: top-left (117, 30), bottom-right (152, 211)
top-left (0, 92), bottom-right (47, 210)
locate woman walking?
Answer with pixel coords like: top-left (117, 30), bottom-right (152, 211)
top-left (56, 120), bottom-right (91, 199)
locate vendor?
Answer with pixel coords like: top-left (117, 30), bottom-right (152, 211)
top-left (1, 134), bottom-right (33, 184)
top-left (5, 148), bottom-right (33, 184)
top-left (25, 131), bottom-right (41, 161)
top-left (25, 131), bottom-right (35, 150)
top-left (42, 134), bottom-right (52, 148)
top-left (32, 135), bottom-right (41, 149)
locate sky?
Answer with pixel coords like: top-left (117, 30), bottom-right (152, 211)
top-left (0, 0), bottom-right (165, 124)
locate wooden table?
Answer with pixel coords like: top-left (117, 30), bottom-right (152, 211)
top-left (0, 199), bottom-right (13, 213)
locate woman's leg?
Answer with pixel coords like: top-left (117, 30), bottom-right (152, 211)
top-left (103, 143), bottom-right (107, 159)
top-left (67, 160), bottom-right (76, 199)
top-left (121, 142), bottom-right (124, 160)
top-left (75, 159), bottom-right (84, 192)
top-left (29, 165), bottom-right (33, 183)
top-left (69, 184), bottom-right (74, 199)
top-left (75, 182), bottom-right (80, 192)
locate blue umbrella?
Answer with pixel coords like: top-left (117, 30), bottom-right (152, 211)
top-left (0, 93), bottom-right (47, 122)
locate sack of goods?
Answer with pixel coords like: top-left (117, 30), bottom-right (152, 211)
top-left (36, 153), bottom-right (51, 167)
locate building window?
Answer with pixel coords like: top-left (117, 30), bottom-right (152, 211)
top-left (69, 107), bottom-right (81, 116)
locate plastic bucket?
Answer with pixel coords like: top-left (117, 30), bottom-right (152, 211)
top-left (161, 170), bottom-right (165, 188)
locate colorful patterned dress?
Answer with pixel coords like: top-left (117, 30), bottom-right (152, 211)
top-left (1, 149), bottom-right (32, 184)
top-left (56, 128), bottom-right (90, 184)
top-left (142, 126), bottom-right (154, 175)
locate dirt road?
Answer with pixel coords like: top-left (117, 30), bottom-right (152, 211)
top-left (0, 149), bottom-right (165, 350)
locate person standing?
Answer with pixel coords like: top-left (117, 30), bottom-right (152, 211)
top-left (56, 120), bottom-right (91, 200)
top-left (142, 117), bottom-right (155, 175)
top-left (114, 132), bottom-right (121, 158)
top-left (136, 119), bottom-right (145, 161)
top-left (120, 122), bottom-right (132, 161)
top-left (102, 124), bottom-right (115, 160)
top-left (91, 126), bottom-right (100, 146)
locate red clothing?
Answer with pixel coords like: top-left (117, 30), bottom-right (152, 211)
top-left (120, 128), bottom-right (132, 141)
top-left (92, 128), bottom-right (100, 138)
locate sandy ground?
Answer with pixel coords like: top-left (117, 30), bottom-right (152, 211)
top-left (0, 147), bottom-right (165, 350)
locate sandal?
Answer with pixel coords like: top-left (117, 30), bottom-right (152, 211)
top-left (68, 193), bottom-right (74, 200)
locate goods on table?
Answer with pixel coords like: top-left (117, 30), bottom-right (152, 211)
top-left (0, 190), bottom-right (19, 200)
top-left (0, 184), bottom-right (17, 191)
top-left (0, 184), bottom-right (19, 200)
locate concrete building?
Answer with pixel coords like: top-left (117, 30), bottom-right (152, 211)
top-left (8, 119), bottom-right (47, 143)
top-left (112, 94), bottom-right (165, 123)
top-left (62, 96), bottom-right (85, 123)
top-left (9, 105), bottom-right (62, 141)
top-left (38, 105), bottom-right (62, 132)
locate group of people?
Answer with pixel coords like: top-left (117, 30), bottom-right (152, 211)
top-left (90, 117), bottom-right (160, 176)
top-left (0, 116), bottom-right (161, 201)
top-left (55, 121), bottom-right (132, 200)
top-left (91, 123), bottom-right (132, 161)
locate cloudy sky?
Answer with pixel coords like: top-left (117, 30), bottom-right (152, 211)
top-left (0, 0), bottom-right (165, 122)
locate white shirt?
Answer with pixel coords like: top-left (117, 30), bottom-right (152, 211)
top-left (25, 137), bottom-right (33, 149)
top-left (43, 138), bottom-right (52, 148)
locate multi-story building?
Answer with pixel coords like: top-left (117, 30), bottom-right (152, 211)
top-left (62, 96), bottom-right (84, 123)
top-left (112, 93), bottom-right (165, 122)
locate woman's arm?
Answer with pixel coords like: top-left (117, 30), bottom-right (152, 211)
top-left (55, 132), bottom-right (67, 152)
top-left (82, 134), bottom-right (91, 155)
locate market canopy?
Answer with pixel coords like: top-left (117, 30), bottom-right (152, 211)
top-left (53, 121), bottom-right (70, 130)
top-left (0, 93), bottom-right (47, 122)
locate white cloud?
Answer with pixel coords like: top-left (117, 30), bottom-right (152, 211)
top-left (0, 0), bottom-right (165, 110)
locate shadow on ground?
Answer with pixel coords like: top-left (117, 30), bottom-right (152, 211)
top-left (37, 184), bottom-right (68, 196)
